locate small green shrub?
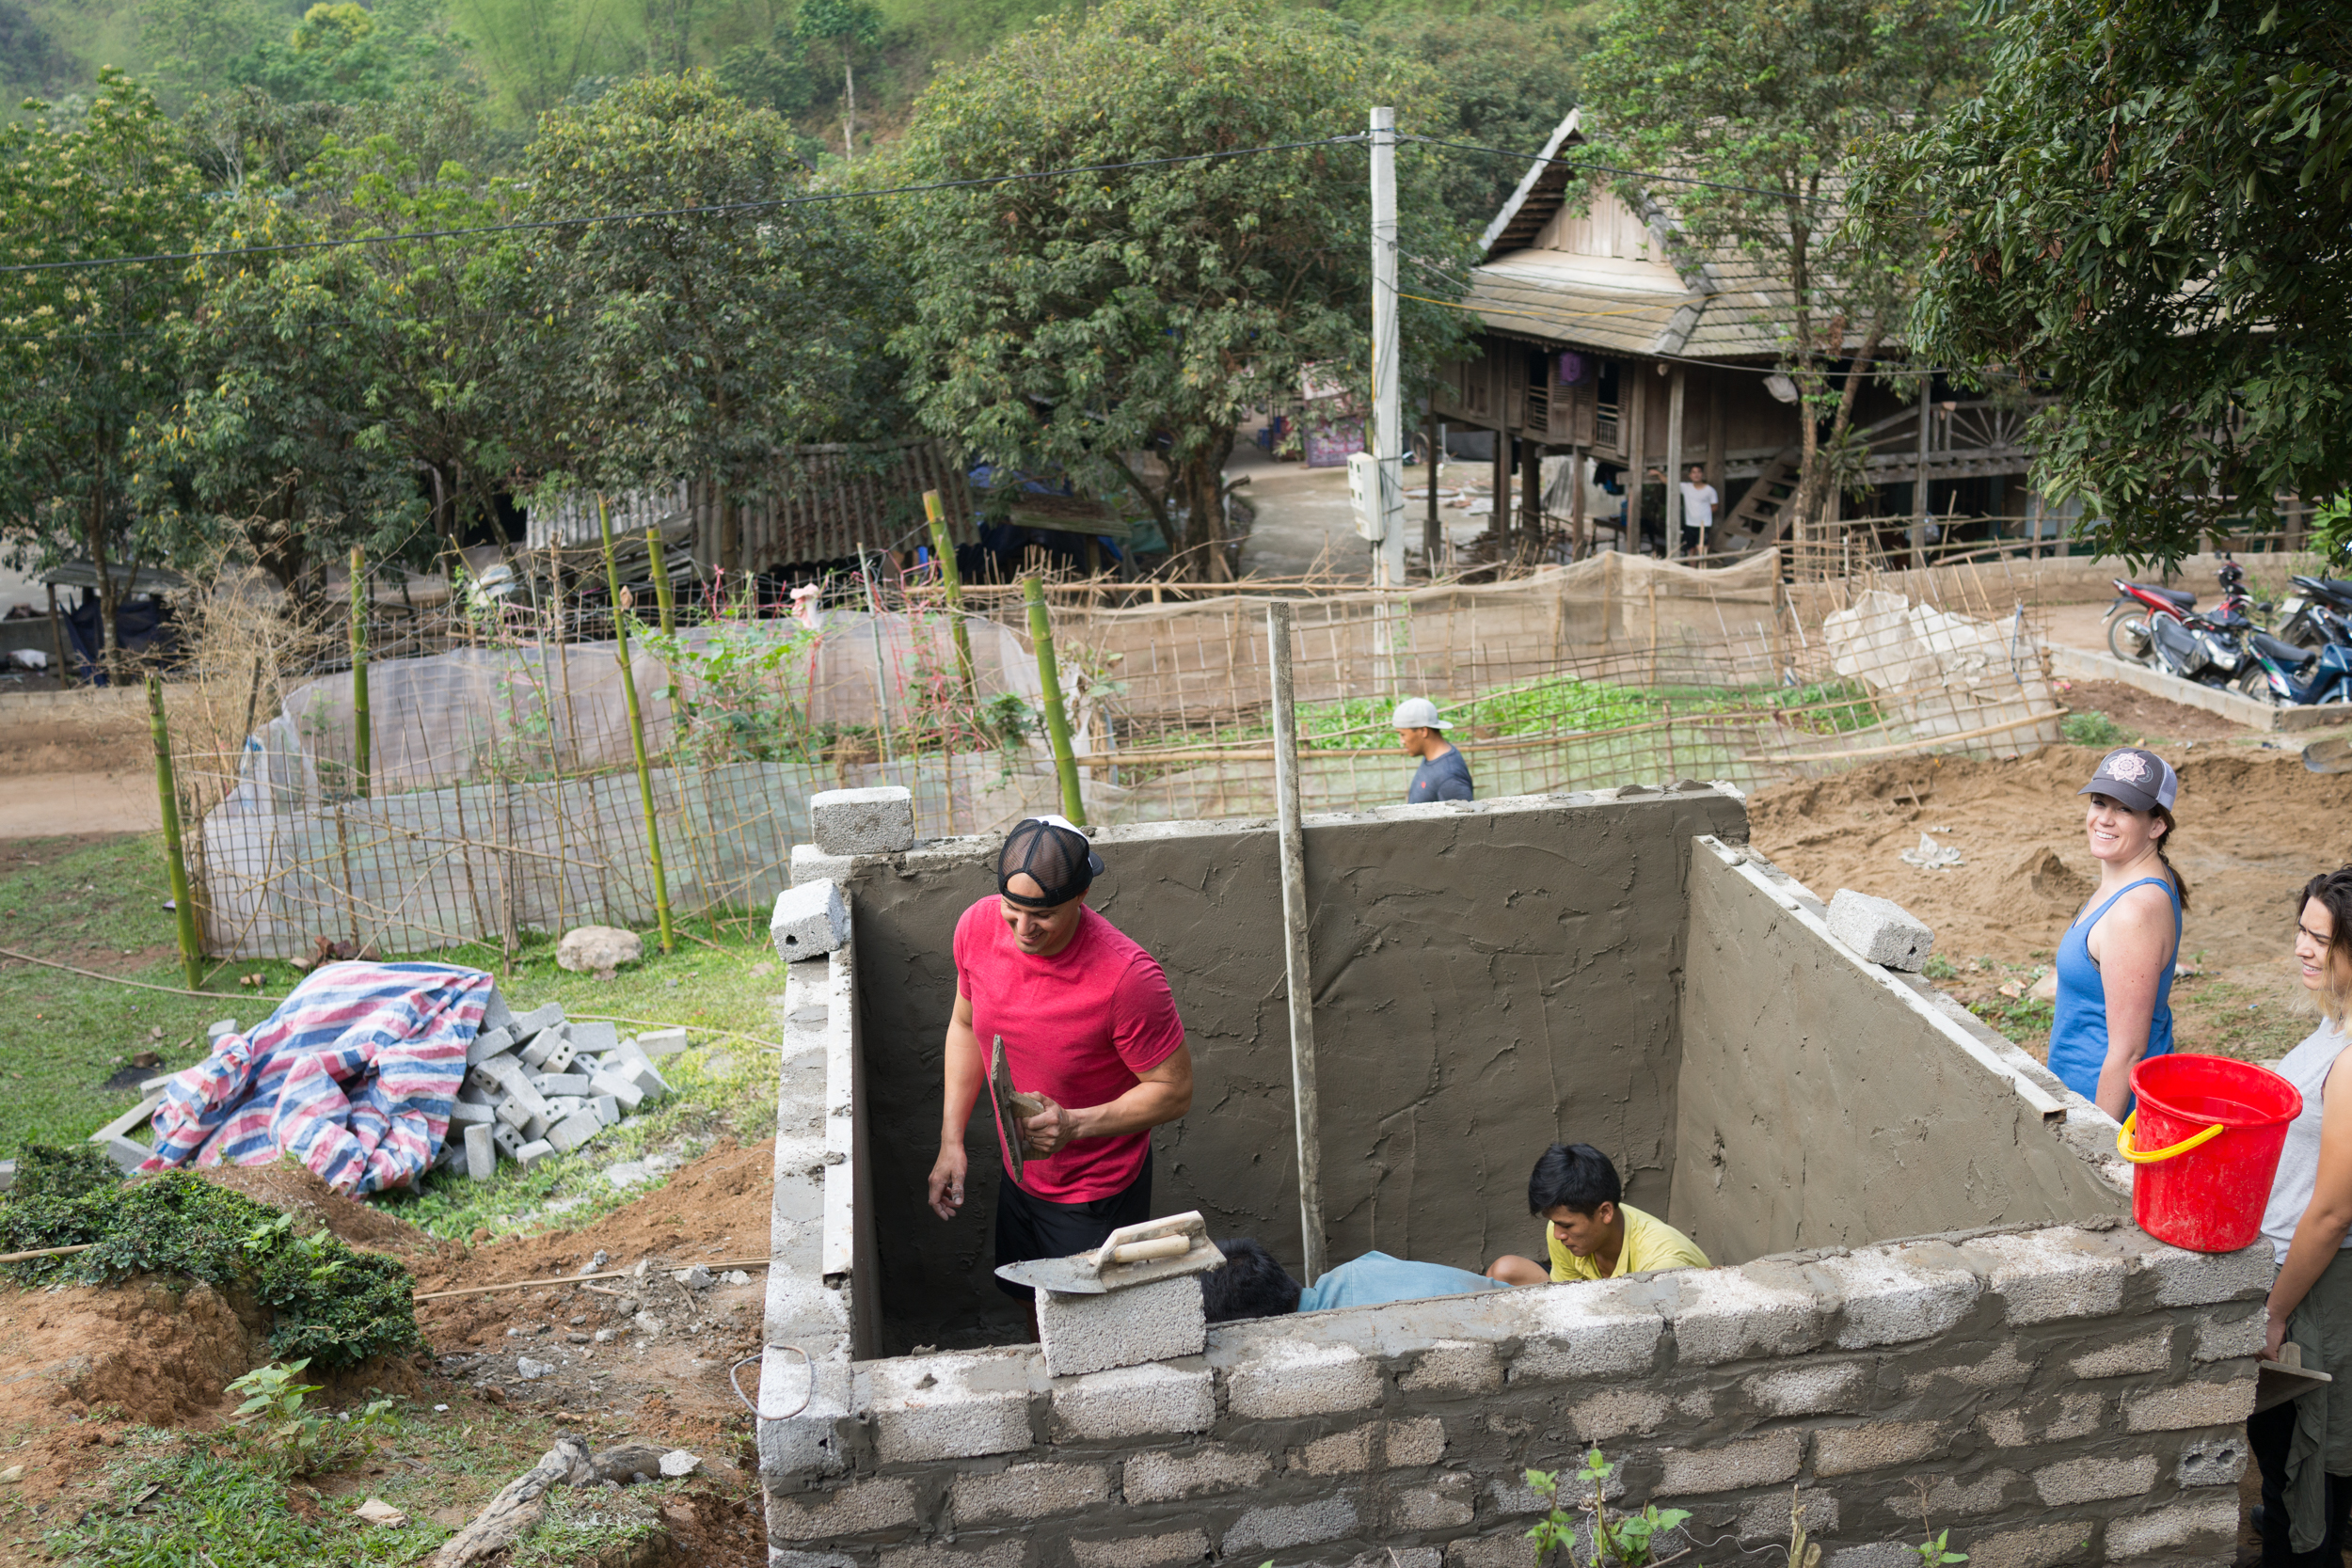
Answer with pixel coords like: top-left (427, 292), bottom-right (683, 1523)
top-left (0, 1171), bottom-right (417, 1368)
top-left (2061, 710), bottom-right (2134, 748)
top-left (1920, 954), bottom-right (1959, 980)
top-left (1526, 1449), bottom-right (1691, 1566)
top-left (10, 1141), bottom-right (121, 1201)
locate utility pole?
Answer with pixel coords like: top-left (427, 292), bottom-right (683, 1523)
top-left (1369, 105), bottom-right (1406, 688)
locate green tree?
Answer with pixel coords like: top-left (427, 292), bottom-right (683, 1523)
top-left (1578, 0), bottom-right (1985, 535)
top-left (1861, 0), bottom-right (2352, 560)
top-left (448, 0), bottom-right (639, 121)
top-left (516, 71), bottom-right (906, 568)
top-left (891, 0), bottom-right (1475, 578)
top-left (133, 97), bottom-right (524, 599)
top-left (0, 71), bottom-right (204, 669)
top-left (797, 0), bottom-right (881, 162)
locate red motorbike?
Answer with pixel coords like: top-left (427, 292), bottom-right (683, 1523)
top-left (2104, 561), bottom-right (2260, 688)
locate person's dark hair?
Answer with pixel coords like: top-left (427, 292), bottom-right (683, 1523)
top-left (1200, 1237), bottom-right (1302, 1323)
top-left (2151, 805), bottom-right (2191, 912)
top-left (1527, 1142), bottom-right (1621, 1217)
top-left (2297, 867), bottom-right (2352, 1022)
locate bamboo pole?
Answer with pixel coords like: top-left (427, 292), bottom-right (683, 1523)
top-left (644, 525), bottom-right (676, 636)
top-left (147, 675), bottom-right (203, 990)
top-left (1025, 573), bottom-right (1087, 826)
top-left (349, 546), bottom-right (372, 799)
top-left (1266, 602), bottom-right (1327, 1283)
top-left (924, 490), bottom-right (977, 699)
top-left (600, 495), bottom-right (674, 955)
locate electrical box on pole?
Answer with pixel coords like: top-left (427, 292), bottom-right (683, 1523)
top-left (1346, 451), bottom-right (1404, 543)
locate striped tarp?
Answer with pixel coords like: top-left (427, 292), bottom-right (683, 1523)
top-left (143, 961), bottom-right (491, 1195)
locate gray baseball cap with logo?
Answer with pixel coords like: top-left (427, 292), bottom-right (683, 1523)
top-left (2078, 746), bottom-right (2178, 814)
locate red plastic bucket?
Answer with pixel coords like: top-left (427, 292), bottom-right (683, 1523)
top-left (2122, 1053), bottom-right (2302, 1252)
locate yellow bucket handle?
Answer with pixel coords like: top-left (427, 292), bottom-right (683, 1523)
top-left (2116, 1111), bottom-right (2227, 1164)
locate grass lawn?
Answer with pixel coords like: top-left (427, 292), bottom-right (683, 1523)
top-left (0, 832), bottom-right (785, 1243)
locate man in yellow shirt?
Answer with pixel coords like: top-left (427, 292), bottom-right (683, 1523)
top-left (1486, 1143), bottom-right (1709, 1285)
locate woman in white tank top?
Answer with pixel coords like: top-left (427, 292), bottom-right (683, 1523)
top-left (2252, 867), bottom-right (2352, 1562)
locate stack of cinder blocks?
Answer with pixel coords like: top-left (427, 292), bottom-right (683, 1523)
top-left (436, 988), bottom-right (690, 1182)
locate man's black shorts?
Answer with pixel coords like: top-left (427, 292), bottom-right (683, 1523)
top-left (993, 1149), bottom-right (1152, 1301)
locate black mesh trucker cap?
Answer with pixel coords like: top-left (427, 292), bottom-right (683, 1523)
top-left (997, 816), bottom-right (1104, 908)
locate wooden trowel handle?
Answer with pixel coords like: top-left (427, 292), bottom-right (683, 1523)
top-left (1009, 1091), bottom-right (1046, 1117)
top-left (1109, 1235), bottom-right (1191, 1263)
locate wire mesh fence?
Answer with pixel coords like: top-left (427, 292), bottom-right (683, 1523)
top-left (162, 546), bottom-right (2065, 962)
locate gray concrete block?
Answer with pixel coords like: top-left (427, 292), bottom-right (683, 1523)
top-left (570, 1021), bottom-right (618, 1055)
top-left (1068, 1530), bottom-right (1210, 1568)
top-left (1390, 1475), bottom-right (1476, 1531)
top-left (1448, 1533), bottom-right (1548, 1568)
top-left (1963, 1522), bottom-right (2095, 1568)
top-left (507, 1003), bottom-right (564, 1037)
top-left (545, 1097), bottom-right (587, 1122)
top-left (771, 879), bottom-right (851, 962)
top-left (2193, 1305), bottom-right (2265, 1361)
top-left (532, 1073), bottom-right (593, 1098)
top-left (546, 1110), bottom-right (605, 1155)
top-left (2124, 1376), bottom-right (2254, 1432)
top-left (1821, 1243), bottom-right (1980, 1348)
top-left (1970, 1229), bottom-right (2129, 1323)
top-left (98, 1134), bottom-right (148, 1172)
top-left (589, 1068), bottom-right (645, 1113)
top-left (1050, 1361), bottom-right (1213, 1439)
top-left (1737, 1489), bottom-right (1836, 1541)
top-left (1826, 887), bottom-right (1933, 971)
top-left (878, 1544), bottom-right (1022, 1568)
top-left (1038, 1274), bottom-right (1204, 1377)
top-left (466, 1026), bottom-right (512, 1066)
top-left (2069, 1325), bottom-right (2169, 1378)
top-left (1656, 1431), bottom-right (1802, 1496)
top-left (1667, 1266), bottom-right (1831, 1364)
top-left (1224, 1338), bottom-right (1380, 1418)
top-left (1503, 1289), bottom-right (1665, 1383)
top-left (791, 842), bottom-right (856, 887)
top-left (635, 1026), bottom-right (690, 1057)
top-left (1121, 1445), bottom-right (1269, 1503)
top-left (771, 1553), bottom-right (857, 1568)
top-left (520, 1111), bottom-right (550, 1142)
top-left (949, 1462), bottom-right (1108, 1525)
top-left (2177, 1432), bottom-right (2249, 1488)
top-left (1222, 1495), bottom-right (1358, 1554)
top-left (464, 1122), bottom-right (495, 1182)
top-left (521, 1025), bottom-right (579, 1072)
top-left (2104, 1498), bottom-right (2237, 1559)
top-left (594, 1094), bottom-right (622, 1127)
top-left (1884, 1470), bottom-right (2017, 1519)
top-left (450, 1100), bottom-right (494, 1125)
top-left (869, 1351), bottom-right (1034, 1463)
top-left (514, 1138), bottom-right (554, 1167)
top-left (205, 1017), bottom-right (239, 1039)
top-left (1566, 1388), bottom-right (1668, 1442)
top-left (1811, 1419), bottom-right (1947, 1478)
top-left (1742, 1361), bottom-right (1867, 1417)
top-left (492, 1122), bottom-right (525, 1160)
top-left (1399, 1339), bottom-right (1501, 1394)
top-left (767, 1477), bottom-right (918, 1543)
top-left (1979, 1390), bottom-right (2103, 1446)
top-left (1825, 1545), bottom-right (1916, 1568)
top-left (2145, 1239), bottom-right (2275, 1307)
top-left (480, 990), bottom-right (511, 1033)
top-left (2031, 1452), bottom-right (2157, 1505)
top-left (809, 785), bottom-right (915, 856)
top-left (1296, 1424), bottom-right (1375, 1475)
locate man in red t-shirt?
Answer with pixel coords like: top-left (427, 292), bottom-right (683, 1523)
top-left (927, 816), bottom-right (1192, 1298)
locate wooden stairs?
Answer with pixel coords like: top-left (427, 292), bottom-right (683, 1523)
top-left (1717, 445), bottom-right (1802, 554)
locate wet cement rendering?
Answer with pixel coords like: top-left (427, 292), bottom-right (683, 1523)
top-left (837, 786), bottom-right (1749, 1354)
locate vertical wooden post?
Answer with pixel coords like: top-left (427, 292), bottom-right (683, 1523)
top-left (147, 675), bottom-right (202, 990)
top-left (45, 581), bottom-right (71, 687)
top-left (1490, 430), bottom-right (1510, 543)
top-left (1520, 441), bottom-right (1544, 556)
top-left (1423, 419), bottom-right (1443, 572)
top-left (1025, 574), bottom-right (1086, 826)
top-left (601, 495), bottom-right (674, 955)
top-left (348, 546), bottom-right (371, 799)
top-left (1664, 365), bottom-right (1687, 550)
top-left (924, 490), bottom-right (977, 699)
top-left (1265, 600), bottom-right (1327, 1284)
top-left (858, 550), bottom-right (898, 779)
top-left (1627, 372), bottom-right (1650, 550)
top-left (1568, 444), bottom-right (1587, 559)
top-left (644, 525), bottom-right (676, 636)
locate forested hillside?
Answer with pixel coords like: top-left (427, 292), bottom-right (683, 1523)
top-left (4, 0), bottom-right (1602, 183)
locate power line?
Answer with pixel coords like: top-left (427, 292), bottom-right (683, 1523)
top-left (0, 135), bottom-right (1369, 277)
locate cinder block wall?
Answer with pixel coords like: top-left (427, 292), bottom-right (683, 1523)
top-left (822, 787), bottom-right (1749, 1354)
top-left (762, 1224), bottom-right (2263, 1565)
top-left (1671, 839), bottom-right (2133, 1263)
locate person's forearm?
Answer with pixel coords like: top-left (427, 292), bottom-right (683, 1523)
top-left (941, 1020), bottom-right (983, 1143)
top-left (1069, 1079), bottom-right (1190, 1141)
top-left (2272, 1205), bottom-right (2352, 1325)
top-left (2094, 1047), bottom-right (2142, 1121)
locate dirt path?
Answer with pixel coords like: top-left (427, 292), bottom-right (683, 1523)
top-left (0, 772), bottom-right (158, 839)
top-left (1750, 744), bottom-right (2346, 1064)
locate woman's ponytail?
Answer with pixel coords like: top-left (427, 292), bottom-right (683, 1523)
top-left (2152, 806), bottom-right (2190, 911)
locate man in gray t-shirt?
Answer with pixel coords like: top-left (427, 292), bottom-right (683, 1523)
top-left (1392, 697), bottom-right (1473, 803)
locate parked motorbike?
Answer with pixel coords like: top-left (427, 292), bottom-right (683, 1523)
top-left (2275, 574), bottom-right (2352, 648)
top-left (2105, 564), bottom-right (2261, 689)
top-left (2246, 599), bottom-right (2352, 705)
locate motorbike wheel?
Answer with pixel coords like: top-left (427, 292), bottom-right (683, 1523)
top-left (2236, 667), bottom-right (2281, 704)
top-left (2106, 611), bottom-right (2154, 664)
top-left (2284, 611), bottom-right (2327, 649)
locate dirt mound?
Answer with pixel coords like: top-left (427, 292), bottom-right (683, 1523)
top-left (192, 1159), bottom-right (451, 1261)
top-left (1751, 743), bottom-right (2352, 968)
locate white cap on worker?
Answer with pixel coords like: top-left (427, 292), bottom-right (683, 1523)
top-left (1391, 697), bottom-right (1451, 732)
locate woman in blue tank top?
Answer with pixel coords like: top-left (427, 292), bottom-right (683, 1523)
top-left (2045, 747), bottom-right (2186, 1118)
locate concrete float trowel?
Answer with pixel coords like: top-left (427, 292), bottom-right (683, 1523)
top-left (994, 1211), bottom-right (1225, 1296)
top-left (988, 1034), bottom-right (1047, 1186)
